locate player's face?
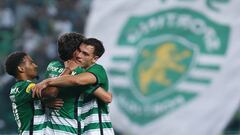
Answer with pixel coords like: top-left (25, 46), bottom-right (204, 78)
top-left (72, 49), bottom-right (82, 66)
top-left (20, 55), bottom-right (38, 79)
top-left (75, 43), bottom-right (98, 69)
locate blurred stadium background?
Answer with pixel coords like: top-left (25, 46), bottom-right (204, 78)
top-left (0, 0), bottom-right (240, 135)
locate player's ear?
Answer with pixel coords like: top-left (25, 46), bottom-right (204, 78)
top-left (17, 65), bottom-right (24, 73)
top-left (93, 56), bottom-right (99, 63)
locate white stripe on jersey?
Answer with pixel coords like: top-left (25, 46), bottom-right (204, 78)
top-left (49, 115), bottom-right (78, 129)
top-left (45, 127), bottom-right (78, 135)
top-left (22, 130), bottom-right (44, 135)
top-left (79, 100), bottom-right (98, 114)
top-left (22, 127), bottom-right (78, 135)
top-left (84, 114), bottom-right (111, 126)
top-left (34, 115), bottom-right (47, 125)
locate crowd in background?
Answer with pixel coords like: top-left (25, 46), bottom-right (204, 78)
top-left (1, 0), bottom-right (240, 134)
top-left (0, 0), bottom-right (92, 133)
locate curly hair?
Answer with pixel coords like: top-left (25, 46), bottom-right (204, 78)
top-left (57, 32), bottom-right (85, 61)
top-left (5, 51), bottom-right (27, 77)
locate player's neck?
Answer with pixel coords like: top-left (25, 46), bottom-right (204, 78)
top-left (85, 63), bottom-right (95, 70)
top-left (17, 74), bottom-right (33, 81)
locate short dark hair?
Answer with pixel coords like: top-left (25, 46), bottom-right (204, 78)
top-left (57, 32), bottom-right (85, 61)
top-left (5, 51), bottom-right (27, 77)
top-left (82, 38), bottom-right (105, 57)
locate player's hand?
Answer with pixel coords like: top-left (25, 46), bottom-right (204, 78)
top-left (64, 60), bottom-right (78, 71)
top-left (44, 98), bottom-right (64, 110)
top-left (32, 80), bottom-right (48, 98)
top-left (108, 92), bottom-right (113, 103)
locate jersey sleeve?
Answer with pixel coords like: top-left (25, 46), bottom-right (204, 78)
top-left (17, 82), bottom-right (36, 102)
top-left (86, 64), bottom-right (108, 94)
top-left (87, 65), bottom-right (108, 85)
top-left (84, 84), bottom-right (101, 94)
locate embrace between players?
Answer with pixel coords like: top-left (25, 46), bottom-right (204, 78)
top-left (5, 32), bottom-right (115, 135)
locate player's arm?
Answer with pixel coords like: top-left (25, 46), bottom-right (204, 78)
top-left (48, 72), bottom-right (97, 86)
top-left (25, 83), bottom-right (64, 109)
top-left (39, 68), bottom-right (72, 109)
top-left (42, 98), bottom-right (64, 110)
top-left (32, 72), bottom-right (113, 103)
top-left (93, 87), bottom-right (112, 103)
top-left (34, 72), bottom-right (96, 93)
top-left (41, 73), bottom-right (112, 103)
top-left (40, 68), bottom-right (72, 109)
top-left (41, 67), bottom-right (72, 98)
top-left (48, 73), bottom-right (112, 103)
top-left (41, 60), bottom-right (77, 98)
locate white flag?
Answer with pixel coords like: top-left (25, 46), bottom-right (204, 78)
top-left (85, 0), bottom-right (240, 135)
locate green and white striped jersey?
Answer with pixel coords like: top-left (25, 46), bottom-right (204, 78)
top-left (80, 64), bottom-right (114, 135)
top-left (45, 61), bottom-right (114, 135)
top-left (45, 61), bottom-right (85, 134)
top-left (9, 80), bottom-right (46, 135)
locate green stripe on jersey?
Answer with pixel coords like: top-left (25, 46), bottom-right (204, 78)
top-left (84, 122), bottom-right (113, 131)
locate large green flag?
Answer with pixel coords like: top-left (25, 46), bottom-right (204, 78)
top-left (85, 0), bottom-right (240, 135)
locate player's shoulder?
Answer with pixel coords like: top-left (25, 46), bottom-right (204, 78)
top-left (47, 60), bottom-right (64, 70)
top-left (88, 63), bottom-right (106, 73)
top-left (91, 63), bottom-right (104, 69)
top-left (16, 80), bottom-right (33, 87)
top-left (11, 80), bottom-right (33, 92)
top-left (72, 66), bottom-right (85, 75)
top-left (48, 60), bottom-right (63, 67)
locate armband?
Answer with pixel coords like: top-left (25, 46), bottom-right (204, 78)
top-left (26, 83), bottom-right (36, 93)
